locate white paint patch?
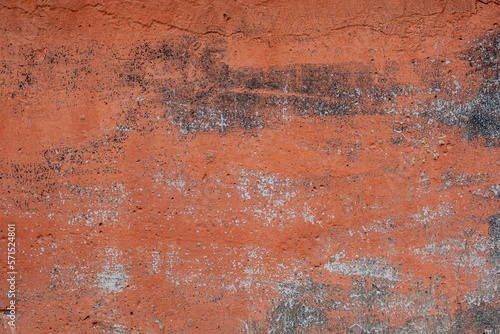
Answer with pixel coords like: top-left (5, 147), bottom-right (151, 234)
top-left (64, 183), bottom-right (127, 227)
top-left (491, 184), bottom-right (500, 197)
top-left (412, 234), bottom-right (490, 270)
top-left (237, 169), bottom-right (299, 227)
top-left (151, 251), bottom-right (161, 274)
top-left (324, 256), bottom-right (400, 282)
top-left (412, 203), bottom-right (454, 225)
top-left (67, 209), bottom-right (119, 226)
top-left (96, 247), bottom-right (129, 294)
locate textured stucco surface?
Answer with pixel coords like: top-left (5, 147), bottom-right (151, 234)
top-left (0, 0), bottom-right (500, 333)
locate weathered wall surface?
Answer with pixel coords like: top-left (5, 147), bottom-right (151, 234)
top-left (0, 0), bottom-right (499, 333)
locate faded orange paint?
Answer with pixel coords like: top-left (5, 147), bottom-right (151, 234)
top-left (0, 0), bottom-right (499, 333)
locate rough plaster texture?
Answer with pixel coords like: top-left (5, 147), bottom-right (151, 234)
top-left (0, 0), bottom-right (499, 333)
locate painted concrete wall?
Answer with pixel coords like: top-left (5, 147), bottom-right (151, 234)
top-left (0, 0), bottom-right (499, 332)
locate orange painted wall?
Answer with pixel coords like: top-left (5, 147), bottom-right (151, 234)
top-left (0, 1), bottom-right (499, 333)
